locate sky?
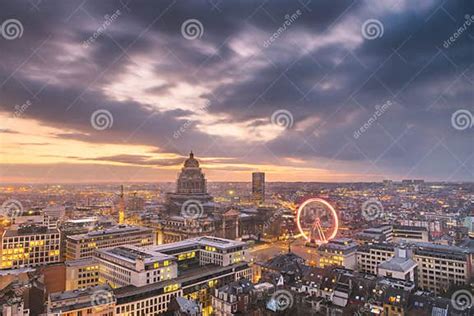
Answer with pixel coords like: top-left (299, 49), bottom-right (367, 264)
top-left (0, 0), bottom-right (473, 183)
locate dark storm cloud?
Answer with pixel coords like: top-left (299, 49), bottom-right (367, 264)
top-left (0, 0), bottom-right (473, 181)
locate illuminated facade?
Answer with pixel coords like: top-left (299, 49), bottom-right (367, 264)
top-left (165, 152), bottom-right (214, 217)
top-left (95, 245), bottom-right (178, 288)
top-left (160, 152), bottom-right (218, 243)
top-left (65, 258), bottom-right (99, 290)
top-left (113, 262), bottom-right (250, 316)
top-left (96, 236), bottom-right (250, 289)
top-left (317, 238), bottom-right (358, 269)
top-left (0, 225), bottom-right (61, 270)
top-left (56, 236), bottom-right (251, 316)
top-left (65, 225), bottom-right (154, 260)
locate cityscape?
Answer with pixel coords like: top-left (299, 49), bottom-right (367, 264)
top-left (0, 1), bottom-right (473, 316)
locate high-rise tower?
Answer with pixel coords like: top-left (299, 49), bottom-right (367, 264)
top-left (118, 185), bottom-right (125, 224)
top-left (252, 172), bottom-right (265, 205)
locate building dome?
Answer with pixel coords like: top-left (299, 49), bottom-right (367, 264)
top-left (184, 151), bottom-right (199, 168)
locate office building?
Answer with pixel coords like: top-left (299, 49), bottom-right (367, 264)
top-left (113, 261), bottom-right (251, 315)
top-left (356, 243), bottom-right (395, 275)
top-left (56, 236), bottom-right (251, 315)
top-left (392, 225), bottom-right (429, 243)
top-left (357, 242), bottom-right (473, 295)
top-left (355, 225), bottom-right (393, 244)
top-left (317, 238), bottom-right (358, 269)
top-left (251, 172), bottom-right (265, 205)
top-left (0, 224), bottom-right (61, 270)
top-left (95, 245), bottom-right (178, 288)
top-left (65, 225), bottom-right (154, 260)
top-left (65, 258), bottom-right (100, 291)
top-left (413, 243), bottom-right (472, 295)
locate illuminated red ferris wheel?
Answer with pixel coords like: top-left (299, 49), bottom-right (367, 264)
top-left (296, 198), bottom-right (339, 244)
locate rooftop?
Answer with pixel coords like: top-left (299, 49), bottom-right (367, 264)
top-left (50, 284), bottom-right (113, 303)
top-left (114, 262), bottom-right (249, 299)
top-left (215, 278), bottom-right (254, 295)
top-left (4, 226), bottom-right (58, 237)
top-left (65, 257), bottom-right (96, 267)
top-left (378, 256), bottom-right (417, 273)
top-left (147, 236), bottom-right (247, 253)
top-left (67, 225), bottom-right (152, 240)
top-left (319, 238), bottom-right (358, 252)
top-left (413, 242), bottom-right (473, 255)
top-left (97, 245), bottom-right (174, 264)
top-left (393, 225), bottom-right (428, 232)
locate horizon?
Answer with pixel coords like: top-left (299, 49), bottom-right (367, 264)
top-left (1, 0), bottom-right (473, 183)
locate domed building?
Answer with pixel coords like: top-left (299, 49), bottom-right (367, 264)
top-left (158, 152), bottom-right (217, 243)
top-left (165, 152), bottom-right (214, 216)
top-left (176, 152), bottom-right (208, 194)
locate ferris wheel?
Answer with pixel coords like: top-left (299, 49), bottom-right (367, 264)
top-left (295, 198), bottom-right (339, 244)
